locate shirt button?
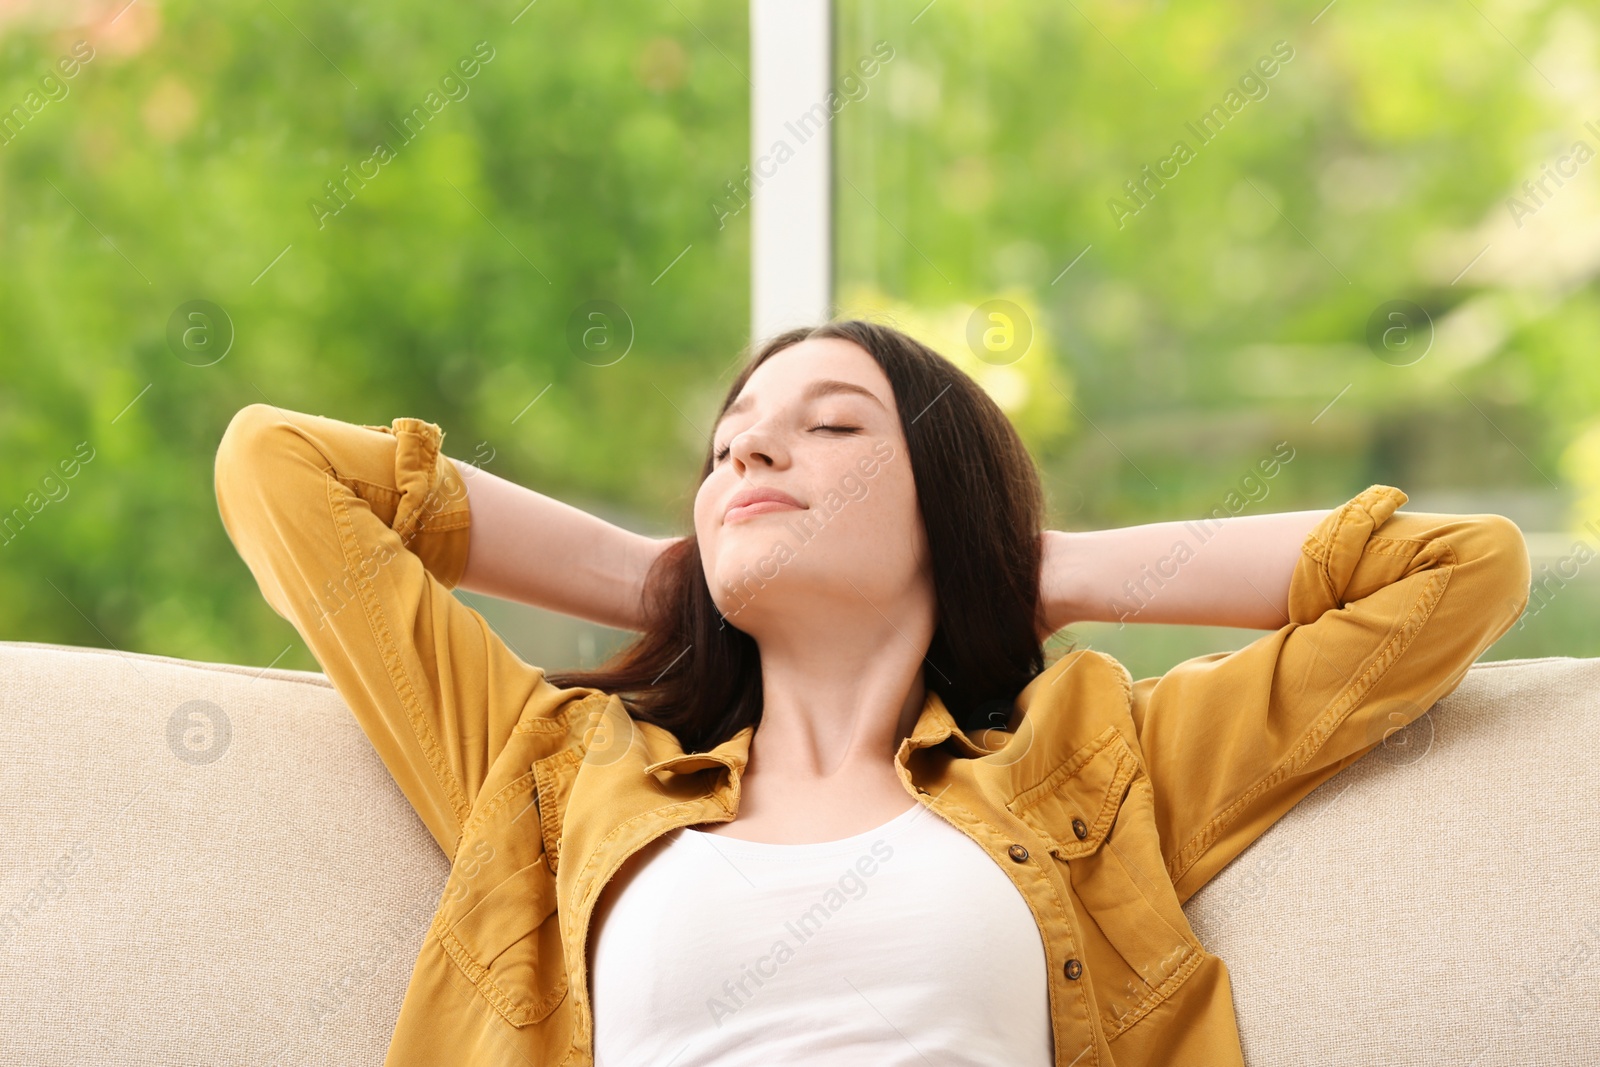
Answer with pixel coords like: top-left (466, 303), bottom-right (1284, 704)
top-left (1064, 958), bottom-right (1083, 980)
top-left (1072, 818), bottom-right (1088, 840)
top-left (1007, 843), bottom-right (1029, 862)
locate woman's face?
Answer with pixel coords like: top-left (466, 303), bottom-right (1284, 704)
top-left (693, 338), bottom-right (932, 638)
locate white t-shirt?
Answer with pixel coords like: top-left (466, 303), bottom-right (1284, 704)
top-left (589, 800), bottom-right (1053, 1066)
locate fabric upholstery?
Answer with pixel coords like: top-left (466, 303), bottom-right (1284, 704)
top-left (0, 640), bottom-right (1595, 1064)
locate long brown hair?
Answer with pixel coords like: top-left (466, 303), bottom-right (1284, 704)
top-left (544, 318), bottom-right (1062, 753)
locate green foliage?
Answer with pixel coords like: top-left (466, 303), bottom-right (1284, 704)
top-left (2, 0), bottom-right (1594, 670)
top-left (0, 0), bottom-right (748, 664)
top-left (836, 0), bottom-right (1600, 659)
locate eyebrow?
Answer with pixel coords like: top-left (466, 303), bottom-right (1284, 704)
top-left (716, 378), bottom-right (886, 431)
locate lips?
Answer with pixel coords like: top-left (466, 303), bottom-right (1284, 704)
top-left (724, 486), bottom-right (805, 523)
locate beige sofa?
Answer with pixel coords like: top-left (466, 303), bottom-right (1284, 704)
top-left (1, 639), bottom-right (1596, 1065)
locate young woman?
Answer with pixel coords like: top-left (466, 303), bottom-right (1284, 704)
top-left (215, 318), bottom-right (1531, 1066)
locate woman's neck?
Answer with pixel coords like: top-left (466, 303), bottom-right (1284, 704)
top-left (690, 636), bottom-right (931, 844)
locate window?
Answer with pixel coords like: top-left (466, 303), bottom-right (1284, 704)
top-left (828, 0), bottom-right (1599, 668)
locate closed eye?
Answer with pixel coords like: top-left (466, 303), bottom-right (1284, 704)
top-left (712, 425), bottom-right (860, 464)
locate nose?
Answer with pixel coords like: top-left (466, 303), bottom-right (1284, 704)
top-left (726, 425), bottom-right (781, 470)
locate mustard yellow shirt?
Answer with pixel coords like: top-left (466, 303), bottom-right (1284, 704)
top-left (214, 404), bottom-right (1533, 1067)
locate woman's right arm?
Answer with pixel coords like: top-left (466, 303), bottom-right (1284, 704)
top-left (450, 461), bottom-right (676, 633)
top-left (214, 404), bottom-right (611, 860)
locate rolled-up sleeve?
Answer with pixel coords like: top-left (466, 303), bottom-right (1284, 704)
top-left (214, 404), bottom-right (598, 859)
top-left (1129, 484), bottom-right (1533, 904)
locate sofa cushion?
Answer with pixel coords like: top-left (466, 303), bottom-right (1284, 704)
top-left (1183, 654), bottom-right (1600, 1064)
top-left (0, 640), bottom-right (448, 1066)
top-left (1, 640), bottom-right (1596, 1064)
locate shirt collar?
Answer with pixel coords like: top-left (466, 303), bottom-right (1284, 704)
top-left (638, 684), bottom-right (1002, 787)
top-left (640, 724), bottom-right (754, 783)
top-left (900, 686), bottom-right (1009, 760)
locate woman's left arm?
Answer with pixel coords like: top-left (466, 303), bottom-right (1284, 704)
top-left (1038, 506), bottom-right (1338, 636)
top-left (1031, 484), bottom-right (1532, 903)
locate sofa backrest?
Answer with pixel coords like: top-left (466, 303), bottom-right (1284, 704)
top-left (0, 640), bottom-right (447, 1066)
top-left (1, 641), bottom-right (1596, 1064)
top-left (1182, 653), bottom-right (1600, 1063)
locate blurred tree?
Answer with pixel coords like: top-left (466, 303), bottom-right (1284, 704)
top-left (0, 0), bottom-right (749, 666)
top-left (3, 0), bottom-right (1596, 675)
top-left (836, 0), bottom-right (1600, 666)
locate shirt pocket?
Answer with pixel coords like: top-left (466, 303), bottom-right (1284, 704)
top-left (433, 749), bottom-right (576, 1028)
top-left (1011, 724), bottom-right (1203, 1039)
